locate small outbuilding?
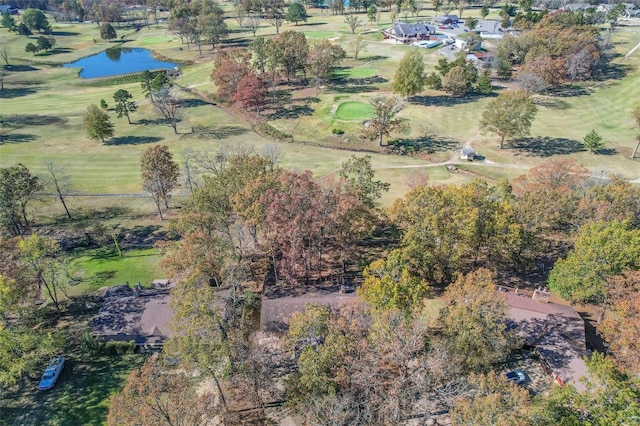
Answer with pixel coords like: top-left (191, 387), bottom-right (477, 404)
top-left (460, 147), bottom-right (477, 161)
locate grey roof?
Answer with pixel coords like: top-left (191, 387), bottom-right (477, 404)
top-left (505, 293), bottom-right (589, 392)
top-left (92, 280), bottom-right (174, 345)
top-left (390, 22), bottom-right (436, 37)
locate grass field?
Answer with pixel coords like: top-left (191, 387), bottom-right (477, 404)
top-left (0, 353), bottom-right (145, 426)
top-left (68, 247), bottom-right (163, 296)
top-left (335, 101), bottom-right (375, 120)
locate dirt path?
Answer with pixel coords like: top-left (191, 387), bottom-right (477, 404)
top-left (622, 39), bottom-right (640, 62)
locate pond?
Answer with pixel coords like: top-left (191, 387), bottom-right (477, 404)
top-left (63, 47), bottom-right (178, 79)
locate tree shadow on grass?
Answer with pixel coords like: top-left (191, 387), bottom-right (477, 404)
top-left (593, 147), bottom-right (617, 156)
top-left (74, 206), bottom-right (132, 223)
top-left (511, 136), bottom-right (586, 157)
top-left (4, 65), bottom-right (39, 72)
top-left (363, 55), bottom-right (389, 62)
top-left (179, 98), bottom-right (213, 108)
top-left (410, 94), bottom-right (481, 107)
top-left (50, 30), bottom-right (80, 36)
top-left (0, 114), bottom-right (67, 128)
top-left (534, 97), bottom-right (570, 109)
top-left (388, 135), bottom-right (460, 155)
top-left (0, 87), bottom-right (37, 99)
top-left (137, 118), bottom-right (170, 126)
top-left (37, 48), bottom-right (73, 56)
top-left (180, 125), bottom-right (249, 140)
top-left (267, 104), bottom-right (314, 119)
top-left (328, 84), bottom-right (380, 94)
top-left (0, 133), bottom-right (36, 144)
top-left (105, 135), bottom-right (162, 146)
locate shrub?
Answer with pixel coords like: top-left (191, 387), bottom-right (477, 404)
top-left (104, 340), bottom-right (136, 355)
top-left (332, 128), bottom-right (345, 135)
top-left (256, 122), bottom-right (291, 141)
top-left (80, 329), bottom-right (101, 355)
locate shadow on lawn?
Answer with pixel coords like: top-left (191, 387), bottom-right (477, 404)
top-left (105, 135), bottom-right (162, 146)
top-left (0, 133), bottom-right (36, 145)
top-left (180, 125), bottom-right (249, 140)
top-left (0, 87), bottom-right (37, 99)
top-left (0, 114), bottom-right (66, 128)
top-left (389, 134), bottom-right (460, 155)
top-left (267, 104), bottom-right (314, 120)
top-left (511, 136), bottom-right (586, 157)
top-left (411, 93), bottom-right (490, 107)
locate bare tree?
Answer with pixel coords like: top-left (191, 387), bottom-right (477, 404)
top-left (349, 34), bottom-right (368, 60)
top-left (515, 72), bottom-right (547, 97)
top-left (44, 161), bottom-right (73, 220)
top-left (246, 15), bottom-right (261, 37)
top-left (261, 143), bottom-right (281, 169)
top-left (151, 87), bottom-right (183, 134)
top-left (0, 44), bottom-right (9, 67)
top-left (345, 14), bottom-right (362, 34)
top-left (234, 5), bottom-right (245, 28)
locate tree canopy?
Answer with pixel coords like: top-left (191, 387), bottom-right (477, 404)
top-left (392, 49), bottom-right (425, 99)
top-left (140, 145), bottom-right (180, 220)
top-left (83, 104), bottom-right (114, 143)
top-left (480, 89), bottom-right (537, 149)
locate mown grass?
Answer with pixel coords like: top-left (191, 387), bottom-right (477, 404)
top-left (0, 353), bottom-right (145, 426)
top-left (68, 247), bottom-right (163, 296)
top-left (335, 101), bottom-right (375, 120)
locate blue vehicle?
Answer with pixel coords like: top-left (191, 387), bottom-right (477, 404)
top-left (38, 356), bottom-right (66, 390)
top-left (505, 369), bottom-right (526, 385)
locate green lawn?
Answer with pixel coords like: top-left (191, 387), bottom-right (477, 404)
top-left (68, 247), bottom-right (163, 296)
top-left (335, 101), bottom-right (375, 120)
top-left (0, 353), bottom-right (146, 426)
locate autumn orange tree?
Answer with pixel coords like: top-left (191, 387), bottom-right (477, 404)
top-left (512, 157), bottom-right (589, 233)
top-left (108, 360), bottom-right (220, 426)
top-left (211, 47), bottom-right (251, 102)
top-left (599, 270), bottom-right (640, 375)
top-left (234, 72), bottom-right (267, 114)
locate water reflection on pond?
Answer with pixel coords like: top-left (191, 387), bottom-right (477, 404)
top-left (63, 47), bottom-right (178, 79)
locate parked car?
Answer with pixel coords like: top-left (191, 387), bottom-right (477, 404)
top-left (505, 369), bottom-right (526, 385)
top-left (38, 356), bottom-right (66, 390)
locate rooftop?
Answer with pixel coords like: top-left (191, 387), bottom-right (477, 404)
top-left (92, 279), bottom-right (174, 345)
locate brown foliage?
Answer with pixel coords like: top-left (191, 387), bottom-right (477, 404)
top-left (233, 72), bottom-right (267, 113)
top-left (211, 48), bottom-right (251, 103)
top-left (599, 270), bottom-right (640, 375)
top-left (108, 360), bottom-right (219, 426)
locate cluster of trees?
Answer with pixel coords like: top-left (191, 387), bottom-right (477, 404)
top-left (24, 34), bottom-right (56, 55)
top-left (162, 151), bottom-right (383, 287)
top-left (393, 49), bottom-right (492, 99)
top-left (83, 71), bottom-right (182, 142)
top-left (496, 11), bottom-right (602, 89)
top-left (211, 32), bottom-right (345, 109)
top-left (8, 8), bottom-right (51, 33)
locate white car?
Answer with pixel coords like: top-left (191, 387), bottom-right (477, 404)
top-left (38, 356), bottom-right (66, 390)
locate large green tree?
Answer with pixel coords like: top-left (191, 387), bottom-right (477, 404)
top-left (83, 104), bottom-right (114, 143)
top-left (100, 22), bottom-right (117, 40)
top-left (339, 154), bottom-right (389, 207)
top-left (285, 2), bottom-right (308, 25)
top-left (439, 269), bottom-right (516, 373)
top-left (140, 145), bottom-right (180, 220)
top-left (0, 164), bottom-right (43, 236)
top-left (390, 180), bottom-right (533, 284)
top-left (392, 49), bottom-right (425, 99)
top-left (112, 89), bottom-right (137, 124)
top-left (21, 8), bottom-right (51, 33)
top-left (548, 220), bottom-right (640, 305)
top-left (480, 89), bottom-right (537, 149)
top-left (358, 249), bottom-right (431, 314)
